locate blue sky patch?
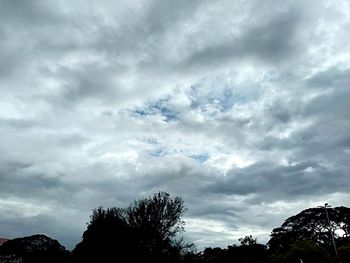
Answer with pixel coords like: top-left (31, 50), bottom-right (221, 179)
top-left (132, 97), bottom-right (179, 122)
top-left (190, 153), bottom-right (209, 163)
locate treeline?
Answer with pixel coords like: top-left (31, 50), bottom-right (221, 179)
top-left (0, 192), bottom-right (349, 263)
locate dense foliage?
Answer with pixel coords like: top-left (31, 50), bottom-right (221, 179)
top-left (268, 206), bottom-right (350, 256)
top-left (72, 191), bottom-right (186, 263)
top-left (0, 234), bottom-right (70, 263)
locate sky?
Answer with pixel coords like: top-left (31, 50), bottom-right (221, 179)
top-left (1, 0), bottom-right (350, 250)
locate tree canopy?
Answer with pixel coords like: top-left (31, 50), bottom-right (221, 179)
top-left (0, 234), bottom-right (70, 263)
top-left (268, 206), bottom-right (350, 255)
top-left (126, 192), bottom-right (185, 240)
top-left (72, 191), bottom-right (186, 263)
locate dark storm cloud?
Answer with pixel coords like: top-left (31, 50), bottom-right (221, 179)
top-left (0, 0), bottom-right (65, 79)
top-left (143, 0), bottom-right (205, 34)
top-left (51, 65), bottom-right (124, 105)
top-left (178, 10), bottom-right (301, 70)
top-left (0, 118), bottom-right (40, 129)
top-left (268, 102), bottom-right (294, 124)
top-left (307, 67), bottom-right (350, 89)
top-left (304, 84), bottom-right (350, 119)
top-left (0, 161), bottom-right (69, 201)
top-left (0, 0), bottom-right (59, 25)
top-left (205, 161), bottom-right (349, 200)
top-left (0, 161), bottom-right (32, 176)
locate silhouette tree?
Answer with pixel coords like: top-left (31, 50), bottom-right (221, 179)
top-left (268, 206), bottom-right (350, 255)
top-left (200, 236), bottom-right (268, 263)
top-left (72, 191), bottom-right (186, 263)
top-left (238, 235), bottom-right (257, 246)
top-left (201, 247), bottom-right (224, 263)
top-left (126, 192), bottom-right (185, 260)
top-left (0, 234), bottom-right (70, 263)
top-left (224, 236), bottom-right (269, 263)
top-left (72, 207), bottom-right (133, 262)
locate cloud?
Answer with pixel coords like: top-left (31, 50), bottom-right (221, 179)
top-left (1, 0), bottom-right (350, 251)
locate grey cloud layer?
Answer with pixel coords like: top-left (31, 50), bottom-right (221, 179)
top-left (1, 0), bottom-right (350, 250)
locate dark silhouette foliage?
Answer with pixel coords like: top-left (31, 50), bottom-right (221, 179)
top-left (268, 206), bottom-right (350, 255)
top-left (201, 247), bottom-right (224, 263)
top-left (338, 243), bottom-right (350, 263)
top-left (72, 191), bottom-right (186, 263)
top-left (200, 236), bottom-right (269, 263)
top-left (126, 192), bottom-right (185, 240)
top-left (238, 234), bottom-right (258, 246)
top-left (72, 207), bottom-right (133, 263)
top-left (270, 240), bottom-right (331, 263)
top-left (0, 234), bottom-right (70, 263)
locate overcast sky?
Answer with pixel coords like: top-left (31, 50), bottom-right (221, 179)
top-left (1, 0), bottom-right (350, 250)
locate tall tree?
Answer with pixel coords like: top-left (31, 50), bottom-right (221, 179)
top-left (126, 192), bottom-right (186, 262)
top-left (72, 192), bottom-right (186, 263)
top-left (127, 192), bottom-right (185, 240)
top-left (268, 206), bottom-right (350, 255)
top-left (72, 207), bottom-right (133, 263)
